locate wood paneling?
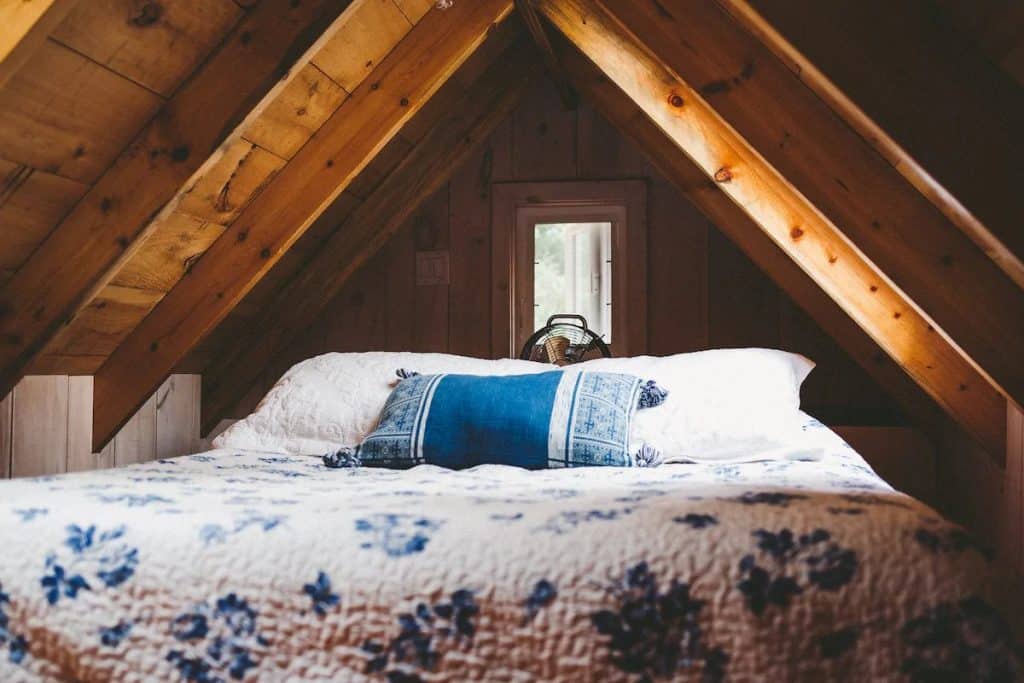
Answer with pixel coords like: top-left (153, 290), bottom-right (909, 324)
top-left (0, 390), bottom-right (10, 478)
top-left (112, 214), bottom-right (226, 292)
top-left (1, 374), bottom-right (200, 478)
top-left (1005, 403), bottom-right (1024, 573)
top-left (735, 0), bottom-right (1024, 287)
top-left (213, 78), bottom-right (908, 437)
top-left (0, 0), bottom-right (77, 92)
top-left (94, 0), bottom-right (516, 449)
top-left (537, 0), bottom-right (1006, 462)
top-left (175, 140), bottom-right (286, 224)
top-left (51, 0), bottom-right (243, 96)
top-left (0, 0), bottom-right (353, 399)
top-left (11, 375), bottom-right (68, 477)
top-left (0, 39), bottom-right (163, 184)
top-left (0, 159), bottom-right (88, 272)
top-left (834, 426), bottom-right (937, 504)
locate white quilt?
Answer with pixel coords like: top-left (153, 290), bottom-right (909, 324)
top-left (0, 423), bottom-right (1018, 681)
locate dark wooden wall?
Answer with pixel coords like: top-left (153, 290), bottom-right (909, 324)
top-left (232, 79), bottom-right (906, 427)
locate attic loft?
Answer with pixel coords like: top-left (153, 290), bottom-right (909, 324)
top-left (0, 1), bottom-right (1022, 678)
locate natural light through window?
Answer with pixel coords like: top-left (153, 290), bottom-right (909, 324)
top-left (534, 221), bottom-right (612, 342)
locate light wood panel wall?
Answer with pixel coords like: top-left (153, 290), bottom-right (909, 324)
top-left (1, 374), bottom-right (200, 478)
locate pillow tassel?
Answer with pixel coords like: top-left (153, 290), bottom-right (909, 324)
top-left (323, 447), bottom-right (362, 469)
top-left (637, 380), bottom-right (669, 409)
top-left (396, 368), bottom-right (420, 380)
top-left (634, 443), bottom-right (663, 468)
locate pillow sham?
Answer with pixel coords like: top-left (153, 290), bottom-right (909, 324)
top-left (568, 348), bottom-right (815, 462)
top-left (214, 352), bottom-right (546, 455)
top-left (353, 370), bottom-right (662, 469)
top-left (214, 348), bottom-right (814, 462)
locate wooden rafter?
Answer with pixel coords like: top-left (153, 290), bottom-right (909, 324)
top-left (514, 0), bottom-right (578, 109)
top-left (535, 0), bottom-right (1007, 461)
top-left (92, 0), bottom-right (516, 450)
top-left (724, 0), bottom-right (1024, 288)
top-left (586, 0), bottom-right (1024, 412)
top-left (0, 0), bottom-right (77, 91)
top-left (555, 37), bottom-right (953, 447)
top-left (0, 0), bottom-right (354, 398)
top-left (201, 35), bottom-right (539, 434)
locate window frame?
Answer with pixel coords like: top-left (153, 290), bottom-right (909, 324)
top-left (491, 180), bottom-right (648, 359)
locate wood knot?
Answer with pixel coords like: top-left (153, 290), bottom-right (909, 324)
top-left (959, 383), bottom-right (968, 391)
top-left (170, 145), bottom-right (190, 163)
top-left (713, 167), bottom-right (732, 183)
top-left (259, 247), bottom-right (271, 259)
top-left (869, 285), bottom-right (878, 292)
top-left (893, 311), bottom-right (901, 319)
top-left (240, 31), bottom-right (252, 46)
top-left (399, 97), bottom-right (409, 107)
top-left (236, 231), bottom-right (248, 242)
top-left (100, 197), bottom-right (114, 214)
top-left (940, 254), bottom-right (953, 267)
top-left (325, 159), bottom-right (334, 168)
top-left (72, 145), bottom-right (86, 159)
top-left (668, 93), bottom-right (684, 108)
top-left (370, 82), bottom-right (380, 91)
top-left (116, 236), bottom-right (130, 249)
top-left (149, 341), bottom-right (159, 352)
top-left (130, 2), bottom-right (162, 27)
top-left (789, 226), bottom-right (804, 240)
top-left (827, 254), bottom-right (838, 264)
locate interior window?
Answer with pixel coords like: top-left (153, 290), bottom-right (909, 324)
top-left (533, 221), bottom-right (613, 342)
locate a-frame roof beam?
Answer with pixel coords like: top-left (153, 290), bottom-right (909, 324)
top-left (726, 0), bottom-right (1024, 288)
top-left (0, 0), bottom-right (353, 398)
top-left (590, 0), bottom-right (1024, 411)
top-left (200, 33), bottom-right (539, 434)
top-left (92, 0), bottom-right (516, 450)
top-left (535, 0), bottom-right (1007, 462)
top-left (555, 36), bottom-right (953, 448)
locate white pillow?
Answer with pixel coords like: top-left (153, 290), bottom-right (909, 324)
top-left (214, 352), bottom-right (546, 455)
top-left (216, 348), bottom-right (814, 460)
top-left (567, 348), bottom-right (815, 462)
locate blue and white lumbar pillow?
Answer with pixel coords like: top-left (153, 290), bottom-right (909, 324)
top-left (324, 370), bottom-right (667, 470)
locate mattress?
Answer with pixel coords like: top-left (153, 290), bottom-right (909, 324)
top-left (0, 421), bottom-right (1018, 681)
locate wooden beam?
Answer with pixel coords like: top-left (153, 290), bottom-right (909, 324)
top-left (556, 38), bottom-right (953, 446)
top-left (586, 0), bottom-right (1024, 412)
top-left (514, 0), bottom-right (578, 109)
top-left (724, 0), bottom-right (1024, 288)
top-left (0, 0), bottom-right (354, 399)
top-left (201, 37), bottom-right (538, 434)
top-left (0, 0), bottom-right (77, 91)
top-left (536, 0), bottom-right (1007, 461)
top-left (93, 0), bottom-right (516, 450)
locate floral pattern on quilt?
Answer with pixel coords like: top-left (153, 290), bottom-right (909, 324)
top-left (0, 421), bottom-right (1019, 682)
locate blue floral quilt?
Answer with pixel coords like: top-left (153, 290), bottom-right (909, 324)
top-left (0, 420), bottom-right (1018, 681)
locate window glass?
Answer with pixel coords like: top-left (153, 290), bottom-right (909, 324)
top-left (534, 221), bottom-right (612, 342)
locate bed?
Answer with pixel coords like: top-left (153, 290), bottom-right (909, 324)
top-left (0, 417), bottom-right (1018, 682)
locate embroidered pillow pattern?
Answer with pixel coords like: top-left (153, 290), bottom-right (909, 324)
top-left (355, 371), bottom-right (652, 469)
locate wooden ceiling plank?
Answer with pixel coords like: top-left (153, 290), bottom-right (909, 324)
top-left (0, 0), bottom-right (354, 398)
top-left (0, 39), bottom-right (164, 184)
top-left (50, 0), bottom-right (243, 97)
top-left (724, 0), bottom-right (1024, 289)
top-left (43, 284), bottom-right (164, 358)
top-left (535, 0), bottom-right (1007, 461)
top-left (312, 0), bottom-right (415, 93)
top-left (591, 0), bottom-right (1024, 411)
top-left (0, 158), bottom-right (87, 272)
top-left (557, 38), bottom-right (951, 443)
top-left (92, 0), bottom-right (517, 449)
top-left (392, 0), bottom-right (435, 25)
top-left (0, 0), bottom-right (78, 92)
top-left (200, 35), bottom-right (539, 433)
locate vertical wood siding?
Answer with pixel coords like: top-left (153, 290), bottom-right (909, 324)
top-left (1, 374), bottom-right (200, 478)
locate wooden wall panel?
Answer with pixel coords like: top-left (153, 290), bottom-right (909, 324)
top-left (11, 375), bottom-right (68, 477)
top-left (1005, 402), bottom-right (1024, 573)
top-left (0, 391), bottom-right (10, 478)
top-left (250, 79), bottom-right (904, 429)
top-left (1, 374), bottom-right (201, 478)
